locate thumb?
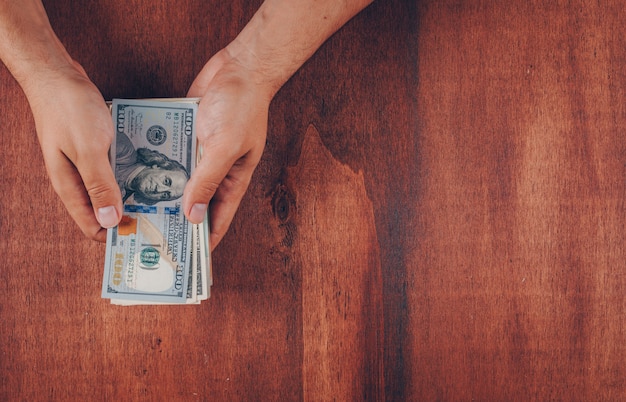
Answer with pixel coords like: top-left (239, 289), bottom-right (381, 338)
top-left (183, 143), bottom-right (259, 252)
top-left (182, 145), bottom-right (235, 224)
top-left (76, 152), bottom-right (123, 228)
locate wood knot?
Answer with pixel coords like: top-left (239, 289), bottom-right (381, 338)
top-left (271, 184), bottom-right (295, 223)
top-left (270, 182), bottom-right (297, 248)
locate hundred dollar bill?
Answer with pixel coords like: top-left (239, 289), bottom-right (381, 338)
top-left (111, 223), bottom-right (208, 305)
top-left (102, 99), bottom-right (198, 303)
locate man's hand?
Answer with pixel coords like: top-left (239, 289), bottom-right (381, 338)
top-left (184, 49), bottom-right (272, 250)
top-left (27, 64), bottom-right (122, 241)
top-left (183, 0), bottom-right (373, 250)
top-left (0, 1), bottom-right (122, 242)
top-left (0, 0), bottom-right (372, 246)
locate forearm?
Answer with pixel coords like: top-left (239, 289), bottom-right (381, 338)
top-left (228, 0), bottom-right (373, 96)
top-left (0, 1), bottom-right (74, 96)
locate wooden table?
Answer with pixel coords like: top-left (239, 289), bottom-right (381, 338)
top-left (1, 0), bottom-right (625, 400)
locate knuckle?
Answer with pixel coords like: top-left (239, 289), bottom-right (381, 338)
top-left (74, 135), bottom-right (111, 156)
top-left (85, 182), bottom-right (117, 205)
top-left (209, 227), bottom-right (226, 247)
top-left (219, 173), bottom-right (252, 199)
top-left (76, 221), bottom-right (107, 242)
top-left (79, 223), bottom-right (107, 242)
top-left (192, 178), bottom-right (221, 201)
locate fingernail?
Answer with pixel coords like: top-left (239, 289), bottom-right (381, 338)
top-left (97, 206), bottom-right (119, 228)
top-left (189, 203), bottom-right (208, 223)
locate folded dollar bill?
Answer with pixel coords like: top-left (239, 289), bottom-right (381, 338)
top-left (102, 99), bottom-right (211, 305)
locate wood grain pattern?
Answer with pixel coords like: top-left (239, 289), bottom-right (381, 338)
top-left (289, 125), bottom-right (384, 400)
top-left (410, 1), bottom-right (626, 400)
top-left (1, 0), bottom-right (626, 400)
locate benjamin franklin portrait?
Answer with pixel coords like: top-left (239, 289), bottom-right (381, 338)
top-left (115, 131), bottom-right (189, 205)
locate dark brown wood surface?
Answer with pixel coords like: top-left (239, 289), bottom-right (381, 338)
top-left (1, 0), bottom-right (625, 400)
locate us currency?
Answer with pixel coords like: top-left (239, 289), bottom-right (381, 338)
top-left (110, 223), bottom-right (210, 305)
top-left (102, 98), bottom-right (210, 304)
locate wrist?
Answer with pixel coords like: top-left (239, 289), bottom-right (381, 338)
top-left (223, 37), bottom-right (287, 100)
top-left (225, 1), bottom-right (322, 97)
top-left (217, 41), bottom-right (283, 102)
top-left (20, 60), bottom-right (89, 111)
top-left (0, 1), bottom-right (76, 97)
top-left (224, 0), bottom-right (373, 98)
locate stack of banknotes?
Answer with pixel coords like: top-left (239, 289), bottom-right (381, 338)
top-left (102, 99), bottom-right (211, 305)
